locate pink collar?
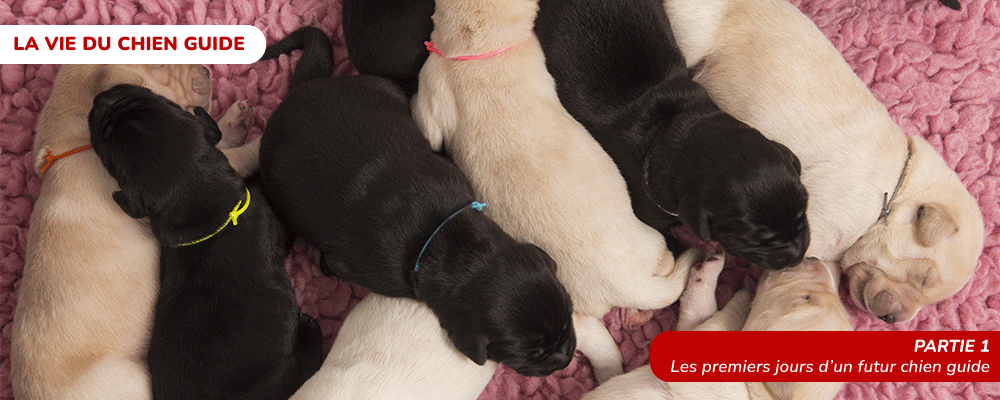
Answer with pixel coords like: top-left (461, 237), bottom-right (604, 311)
top-left (425, 41), bottom-right (514, 61)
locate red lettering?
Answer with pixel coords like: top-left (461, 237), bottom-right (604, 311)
top-left (14, 37), bottom-right (39, 51)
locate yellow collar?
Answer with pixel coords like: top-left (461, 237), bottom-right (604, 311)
top-left (178, 188), bottom-right (251, 247)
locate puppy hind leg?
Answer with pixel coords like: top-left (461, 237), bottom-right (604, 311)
top-left (574, 313), bottom-right (624, 383)
top-left (677, 253), bottom-right (725, 331)
top-left (216, 100), bottom-right (254, 149)
top-left (221, 136), bottom-right (261, 178)
top-left (621, 248), bottom-right (702, 311)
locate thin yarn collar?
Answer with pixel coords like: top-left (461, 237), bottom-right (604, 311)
top-left (39, 144), bottom-right (93, 174)
top-left (178, 187), bottom-right (251, 247)
top-left (425, 41), bottom-right (514, 61)
top-left (878, 144), bottom-right (914, 221)
top-left (414, 201), bottom-right (487, 272)
top-left (642, 144), bottom-right (679, 218)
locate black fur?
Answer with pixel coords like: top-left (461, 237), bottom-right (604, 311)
top-left (258, 74), bottom-right (575, 376)
top-left (88, 84), bottom-right (323, 400)
top-left (260, 26), bottom-right (333, 91)
top-left (341, 0), bottom-right (435, 96)
top-left (535, 0), bottom-right (810, 270)
top-left (938, 0), bottom-right (960, 10)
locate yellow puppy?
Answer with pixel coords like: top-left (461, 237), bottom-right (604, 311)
top-left (585, 256), bottom-right (851, 400)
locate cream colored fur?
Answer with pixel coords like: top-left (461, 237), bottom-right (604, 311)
top-left (663, 0), bottom-right (984, 323)
top-left (585, 256), bottom-right (851, 400)
top-left (11, 64), bottom-right (258, 400)
top-left (289, 294), bottom-right (498, 400)
top-left (412, 0), bottom-right (695, 382)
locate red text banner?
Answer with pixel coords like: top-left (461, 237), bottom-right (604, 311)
top-left (650, 331), bottom-right (998, 382)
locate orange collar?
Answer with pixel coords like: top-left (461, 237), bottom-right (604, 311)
top-left (39, 144), bottom-right (93, 173)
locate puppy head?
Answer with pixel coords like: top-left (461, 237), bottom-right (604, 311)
top-left (744, 258), bottom-right (849, 400)
top-left (676, 119), bottom-right (810, 271)
top-left (841, 138), bottom-right (984, 324)
top-left (432, 230), bottom-right (575, 377)
top-left (88, 84), bottom-right (224, 219)
top-left (118, 64), bottom-right (213, 112)
top-left (33, 64), bottom-right (212, 173)
top-left (744, 257), bottom-right (851, 332)
top-left (481, 250), bottom-right (576, 376)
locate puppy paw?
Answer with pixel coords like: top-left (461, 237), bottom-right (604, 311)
top-left (677, 253), bottom-right (726, 331)
top-left (216, 100), bottom-right (254, 149)
top-left (623, 308), bottom-right (657, 330)
top-left (686, 253), bottom-right (725, 290)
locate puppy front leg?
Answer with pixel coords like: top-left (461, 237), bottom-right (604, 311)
top-left (221, 136), bottom-right (260, 178)
top-left (574, 312), bottom-right (623, 383)
top-left (692, 289), bottom-right (752, 332)
top-left (677, 253), bottom-right (725, 331)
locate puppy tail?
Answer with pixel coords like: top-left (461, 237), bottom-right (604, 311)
top-left (260, 26), bottom-right (333, 91)
top-left (938, 0), bottom-right (961, 10)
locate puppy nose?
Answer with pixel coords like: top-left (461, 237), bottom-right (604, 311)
top-left (871, 291), bottom-right (901, 324)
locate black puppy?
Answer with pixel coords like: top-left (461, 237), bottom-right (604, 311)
top-left (534, 0), bottom-right (810, 271)
top-left (88, 84), bottom-right (323, 400)
top-left (258, 74), bottom-right (576, 376)
top-left (342, 0), bottom-right (435, 95)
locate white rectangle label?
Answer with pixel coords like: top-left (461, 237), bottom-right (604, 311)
top-left (0, 25), bottom-right (266, 64)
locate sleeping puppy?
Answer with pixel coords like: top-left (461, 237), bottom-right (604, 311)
top-left (412, 0), bottom-right (700, 382)
top-left (88, 84), bottom-right (324, 399)
top-left (290, 294), bottom-right (499, 400)
top-left (342, 0), bottom-right (435, 95)
top-left (11, 64), bottom-right (255, 400)
top-left (584, 255), bottom-right (851, 400)
top-left (259, 75), bottom-right (575, 376)
top-left (664, 0), bottom-right (985, 323)
top-left (534, 0), bottom-right (809, 271)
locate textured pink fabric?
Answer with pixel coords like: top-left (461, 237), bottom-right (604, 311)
top-left (1, 0), bottom-right (998, 399)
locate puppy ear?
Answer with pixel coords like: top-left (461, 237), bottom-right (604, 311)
top-left (915, 203), bottom-right (957, 247)
top-left (449, 330), bottom-right (489, 365)
top-left (113, 190), bottom-right (147, 219)
top-left (193, 107), bottom-right (223, 146)
top-left (763, 381), bottom-right (794, 400)
top-left (789, 151), bottom-right (802, 176)
top-left (679, 198), bottom-right (712, 241)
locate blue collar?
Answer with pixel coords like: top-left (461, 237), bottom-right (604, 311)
top-left (414, 201), bottom-right (486, 271)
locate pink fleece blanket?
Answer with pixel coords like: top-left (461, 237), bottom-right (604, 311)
top-left (1, 0), bottom-right (998, 398)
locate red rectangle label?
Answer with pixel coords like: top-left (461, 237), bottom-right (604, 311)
top-left (650, 331), bottom-right (998, 382)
